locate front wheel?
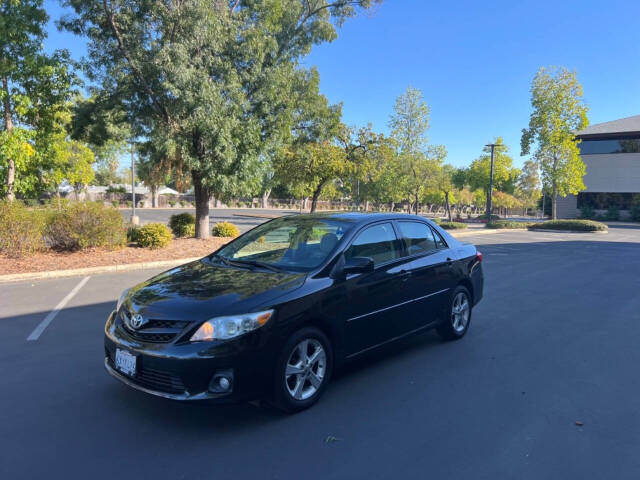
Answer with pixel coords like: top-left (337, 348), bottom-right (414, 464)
top-left (437, 286), bottom-right (472, 341)
top-left (271, 327), bottom-right (333, 413)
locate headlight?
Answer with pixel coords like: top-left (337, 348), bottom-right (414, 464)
top-left (190, 310), bottom-right (274, 342)
top-left (116, 289), bottom-right (130, 311)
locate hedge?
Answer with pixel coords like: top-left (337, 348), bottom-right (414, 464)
top-left (528, 219), bottom-right (608, 232)
top-left (439, 221), bottom-right (468, 230)
top-left (486, 220), bottom-right (533, 229)
top-left (45, 201), bottom-right (126, 251)
top-left (169, 212), bottom-right (196, 237)
top-left (211, 221), bottom-right (240, 238)
top-left (136, 223), bottom-right (172, 249)
top-left (0, 200), bottom-right (46, 258)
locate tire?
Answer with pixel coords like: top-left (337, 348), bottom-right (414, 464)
top-left (271, 327), bottom-right (333, 413)
top-left (437, 285), bottom-right (472, 341)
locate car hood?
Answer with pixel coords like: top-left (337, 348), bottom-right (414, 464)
top-left (125, 259), bottom-right (306, 322)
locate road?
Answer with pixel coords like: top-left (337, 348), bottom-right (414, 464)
top-left (121, 207), bottom-right (298, 232)
top-left (2, 226), bottom-right (640, 479)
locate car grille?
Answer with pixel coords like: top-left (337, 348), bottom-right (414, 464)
top-left (120, 311), bottom-right (188, 343)
top-left (107, 353), bottom-right (186, 395)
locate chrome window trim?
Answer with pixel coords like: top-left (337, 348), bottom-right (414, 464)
top-left (346, 288), bottom-right (450, 322)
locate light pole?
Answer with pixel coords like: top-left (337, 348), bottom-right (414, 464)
top-left (485, 143), bottom-right (497, 219)
top-left (130, 140), bottom-right (139, 225)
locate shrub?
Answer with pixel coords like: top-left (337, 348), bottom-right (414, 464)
top-left (211, 221), bottom-right (240, 238)
top-left (125, 201), bottom-right (132, 208)
top-left (631, 204), bottom-right (640, 222)
top-left (168, 200), bottom-right (176, 208)
top-left (126, 226), bottom-right (140, 243)
top-left (478, 213), bottom-right (500, 221)
top-left (579, 205), bottom-right (595, 219)
top-left (529, 219), bottom-right (607, 232)
top-left (111, 200), bottom-right (119, 208)
top-left (106, 185), bottom-right (126, 194)
top-left (486, 220), bottom-right (532, 229)
top-left (439, 221), bottom-right (468, 230)
top-left (0, 200), bottom-right (46, 258)
top-left (45, 201), bottom-right (126, 251)
top-left (23, 198), bottom-right (40, 207)
top-left (605, 206), bottom-right (620, 221)
top-left (136, 223), bottom-right (172, 249)
top-left (169, 212), bottom-right (196, 237)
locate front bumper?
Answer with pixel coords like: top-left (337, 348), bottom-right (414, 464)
top-left (104, 310), bottom-right (277, 402)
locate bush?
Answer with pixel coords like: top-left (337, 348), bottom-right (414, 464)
top-left (439, 221), bottom-right (468, 230)
top-left (45, 201), bottom-right (126, 251)
top-left (0, 200), bottom-right (46, 258)
top-left (106, 185), bottom-right (126, 194)
top-left (126, 226), bottom-right (140, 243)
top-left (111, 200), bottom-right (119, 208)
top-left (23, 198), bottom-right (40, 207)
top-left (169, 212), bottom-right (196, 237)
top-left (486, 220), bottom-right (532, 229)
top-left (579, 205), bottom-right (595, 219)
top-left (168, 200), bottom-right (176, 208)
top-left (478, 213), bottom-right (500, 221)
top-left (631, 204), bottom-right (640, 222)
top-left (529, 219), bottom-right (607, 232)
top-left (605, 206), bottom-right (620, 221)
top-left (125, 200), bottom-right (132, 208)
top-left (136, 223), bottom-right (172, 249)
top-left (211, 221), bottom-right (240, 238)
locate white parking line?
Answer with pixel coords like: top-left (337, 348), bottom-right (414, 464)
top-left (26, 276), bottom-right (91, 341)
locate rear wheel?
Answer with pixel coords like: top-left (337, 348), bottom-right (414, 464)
top-left (437, 286), bottom-right (472, 341)
top-left (272, 327), bottom-right (333, 413)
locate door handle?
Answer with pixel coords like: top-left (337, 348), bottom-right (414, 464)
top-left (399, 269), bottom-right (412, 281)
top-left (445, 257), bottom-right (453, 266)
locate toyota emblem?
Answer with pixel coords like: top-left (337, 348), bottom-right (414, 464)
top-left (130, 314), bottom-right (146, 329)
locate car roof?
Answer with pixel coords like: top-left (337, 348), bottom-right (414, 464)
top-left (281, 212), bottom-right (435, 226)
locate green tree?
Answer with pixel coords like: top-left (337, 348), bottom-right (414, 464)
top-left (521, 66), bottom-right (589, 219)
top-left (61, 0), bottom-right (380, 237)
top-left (434, 164), bottom-right (457, 221)
top-left (47, 138), bottom-right (95, 203)
top-left (515, 159), bottom-right (541, 214)
top-left (389, 87), bottom-right (444, 214)
top-left (1, 1), bottom-right (77, 199)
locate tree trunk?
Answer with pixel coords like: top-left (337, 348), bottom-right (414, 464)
top-left (365, 200), bottom-right (370, 212)
top-left (551, 183), bottom-right (558, 220)
top-left (2, 74), bottom-right (15, 201)
top-left (445, 192), bottom-right (452, 222)
top-left (261, 188), bottom-right (271, 209)
top-left (192, 170), bottom-right (211, 238)
top-left (414, 193), bottom-right (419, 215)
top-left (151, 185), bottom-right (158, 208)
top-left (390, 201), bottom-right (395, 212)
top-left (310, 180), bottom-right (327, 213)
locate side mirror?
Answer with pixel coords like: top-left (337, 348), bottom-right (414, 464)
top-left (343, 256), bottom-right (374, 275)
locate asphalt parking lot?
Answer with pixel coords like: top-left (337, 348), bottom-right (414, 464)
top-left (2, 225), bottom-right (640, 479)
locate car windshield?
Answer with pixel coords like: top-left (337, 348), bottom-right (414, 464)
top-left (214, 217), bottom-right (353, 272)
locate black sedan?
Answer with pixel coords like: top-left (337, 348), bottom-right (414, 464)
top-left (104, 213), bottom-right (483, 412)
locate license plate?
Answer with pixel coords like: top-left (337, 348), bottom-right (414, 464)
top-left (115, 348), bottom-right (136, 377)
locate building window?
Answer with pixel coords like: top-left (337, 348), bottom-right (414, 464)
top-left (577, 192), bottom-right (640, 210)
top-left (579, 138), bottom-right (640, 155)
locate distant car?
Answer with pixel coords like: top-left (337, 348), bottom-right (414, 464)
top-left (105, 213), bottom-right (484, 412)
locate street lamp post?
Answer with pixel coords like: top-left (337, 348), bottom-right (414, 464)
top-left (485, 143), bottom-right (497, 220)
top-left (130, 140), bottom-right (139, 225)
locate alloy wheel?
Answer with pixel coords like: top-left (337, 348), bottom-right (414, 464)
top-left (451, 292), bottom-right (470, 333)
top-left (285, 338), bottom-right (327, 401)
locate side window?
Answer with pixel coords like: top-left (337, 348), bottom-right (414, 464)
top-left (344, 223), bottom-right (401, 266)
top-left (431, 227), bottom-right (447, 249)
top-left (397, 221), bottom-right (437, 256)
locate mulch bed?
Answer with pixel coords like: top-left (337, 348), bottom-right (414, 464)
top-left (0, 237), bottom-right (231, 275)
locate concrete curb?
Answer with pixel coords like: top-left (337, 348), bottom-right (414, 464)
top-left (528, 228), bottom-right (608, 234)
top-left (448, 228), bottom-right (528, 237)
top-left (0, 257), bottom-right (202, 284)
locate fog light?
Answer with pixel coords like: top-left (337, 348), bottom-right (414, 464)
top-left (218, 377), bottom-right (231, 391)
top-left (209, 369), bottom-right (234, 393)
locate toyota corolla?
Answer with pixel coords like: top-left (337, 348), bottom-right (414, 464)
top-left (104, 213), bottom-right (483, 412)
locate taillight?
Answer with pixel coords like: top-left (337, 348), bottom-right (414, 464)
top-left (476, 251), bottom-right (483, 263)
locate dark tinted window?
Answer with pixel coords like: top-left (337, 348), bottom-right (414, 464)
top-left (579, 138), bottom-right (640, 154)
top-left (431, 226), bottom-right (447, 249)
top-left (577, 192), bottom-right (640, 210)
top-left (345, 223), bottom-right (400, 266)
top-left (397, 221), bottom-right (437, 255)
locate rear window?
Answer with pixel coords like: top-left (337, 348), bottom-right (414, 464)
top-left (397, 221), bottom-right (437, 255)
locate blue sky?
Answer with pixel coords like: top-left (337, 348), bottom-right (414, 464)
top-left (44, 0), bottom-right (640, 168)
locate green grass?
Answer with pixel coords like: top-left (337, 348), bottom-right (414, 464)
top-left (528, 219), bottom-right (608, 232)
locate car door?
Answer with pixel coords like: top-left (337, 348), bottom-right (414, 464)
top-left (339, 222), bottom-right (415, 357)
top-left (394, 221), bottom-right (457, 333)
